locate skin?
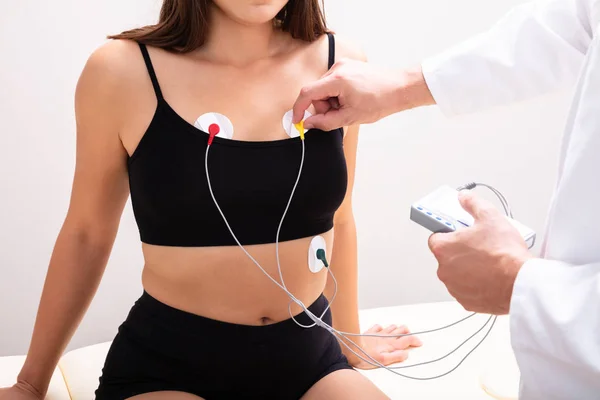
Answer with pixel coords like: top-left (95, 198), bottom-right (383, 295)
top-left (291, 59), bottom-right (534, 317)
top-left (292, 59), bottom-right (435, 131)
top-left (429, 191), bottom-right (532, 315)
top-left (0, 1), bottom-right (421, 399)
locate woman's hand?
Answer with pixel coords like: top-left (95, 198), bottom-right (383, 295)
top-left (0, 382), bottom-right (44, 400)
top-left (347, 324), bottom-right (423, 370)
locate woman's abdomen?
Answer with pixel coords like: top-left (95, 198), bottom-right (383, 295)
top-left (140, 230), bottom-right (333, 325)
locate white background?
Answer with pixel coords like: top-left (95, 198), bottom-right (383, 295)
top-left (0, 0), bottom-right (571, 356)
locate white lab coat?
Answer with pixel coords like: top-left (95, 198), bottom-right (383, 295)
top-left (421, 0), bottom-right (600, 398)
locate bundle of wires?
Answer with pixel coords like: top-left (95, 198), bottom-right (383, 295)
top-left (205, 129), bottom-right (514, 380)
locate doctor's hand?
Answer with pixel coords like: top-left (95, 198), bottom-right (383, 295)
top-left (292, 60), bottom-right (435, 131)
top-left (428, 191), bottom-right (533, 315)
top-left (348, 324), bottom-right (423, 370)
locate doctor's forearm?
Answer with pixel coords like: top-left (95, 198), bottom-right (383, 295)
top-left (392, 66), bottom-right (437, 112)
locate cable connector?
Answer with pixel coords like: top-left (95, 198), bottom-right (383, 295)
top-left (457, 182), bottom-right (477, 191)
top-left (316, 248), bottom-right (329, 268)
top-left (315, 318), bottom-right (334, 332)
top-left (208, 123), bottom-right (220, 146)
top-left (456, 182), bottom-right (513, 218)
top-left (294, 121), bottom-right (305, 140)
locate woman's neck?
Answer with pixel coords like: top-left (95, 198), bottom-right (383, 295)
top-left (201, 5), bottom-right (287, 67)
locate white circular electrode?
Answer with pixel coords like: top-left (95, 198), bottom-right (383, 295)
top-left (282, 110), bottom-right (312, 138)
top-left (194, 112), bottom-right (234, 140)
top-left (308, 235), bottom-right (327, 273)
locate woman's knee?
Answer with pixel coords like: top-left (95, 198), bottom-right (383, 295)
top-left (302, 370), bottom-right (389, 400)
top-left (128, 391), bottom-right (204, 400)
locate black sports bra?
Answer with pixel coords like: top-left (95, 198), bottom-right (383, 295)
top-left (128, 33), bottom-right (348, 247)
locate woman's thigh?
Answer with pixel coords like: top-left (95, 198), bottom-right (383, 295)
top-left (128, 392), bottom-right (204, 400)
top-left (302, 369), bottom-right (390, 400)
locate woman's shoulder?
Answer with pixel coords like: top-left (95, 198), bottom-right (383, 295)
top-left (76, 40), bottom-right (153, 111)
top-left (79, 40), bottom-right (148, 94)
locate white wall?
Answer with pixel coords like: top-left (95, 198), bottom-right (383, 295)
top-left (0, 0), bottom-right (571, 356)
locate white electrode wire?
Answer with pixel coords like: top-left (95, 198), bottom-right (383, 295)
top-left (337, 311), bottom-right (478, 338)
top-left (458, 182), bottom-right (512, 218)
top-left (323, 312), bottom-right (494, 374)
top-left (206, 142), bottom-right (331, 329)
top-left (483, 185), bottom-right (512, 218)
top-left (206, 140), bottom-right (504, 380)
top-left (302, 180), bottom-right (506, 377)
top-left (387, 315), bottom-right (494, 369)
top-left (330, 316), bottom-right (497, 380)
top-left (289, 266), bottom-right (339, 329)
top-left (205, 146), bottom-right (307, 310)
top-left (275, 140), bottom-right (306, 290)
top-left (273, 139), bottom-right (337, 328)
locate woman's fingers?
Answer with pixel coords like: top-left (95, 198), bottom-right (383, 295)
top-left (366, 324), bottom-right (383, 334)
top-left (389, 325), bottom-right (422, 348)
top-left (381, 349), bottom-right (410, 365)
top-left (394, 334), bottom-right (423, 349)
top-left (392, 325), bottom-right (410, 335)
top-left (396, 335), bottom-right (423, 349)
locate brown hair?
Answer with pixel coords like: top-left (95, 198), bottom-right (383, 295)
top-left (109, 0), bottom-right (328, 53)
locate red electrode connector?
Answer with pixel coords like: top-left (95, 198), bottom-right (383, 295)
top-left (208, 123), bottom-right (220, 145)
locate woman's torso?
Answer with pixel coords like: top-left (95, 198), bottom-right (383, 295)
top-left (115, 33), bottom-right (346, 325)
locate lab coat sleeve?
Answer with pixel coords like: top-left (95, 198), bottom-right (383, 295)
top-left (510, 258), bottom-right (600, 395)
top-left (421, 0), bottom-right (596, 116)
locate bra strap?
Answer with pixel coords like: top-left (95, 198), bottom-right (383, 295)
top-left (327, 32), bottom-right (335, 70)
top-left (138, 43), bottom-right (164, 100)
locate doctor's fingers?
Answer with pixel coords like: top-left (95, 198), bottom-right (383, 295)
top-left (458, 191), bottom-right (501, 222)
top-left (304, 108), bottom-right (355, 131)
top-left (312, 99), bottom-right (333, 115)
top-left (428, 231), bottom-right (464, 260)
top-left (293, 77), bottom-right (342, 122)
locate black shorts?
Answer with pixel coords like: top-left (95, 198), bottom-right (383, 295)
top-left (95, 292), bottom-right (353, 399)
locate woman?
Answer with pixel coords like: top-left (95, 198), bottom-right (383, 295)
top-left (0, 0), bottom-right (421, 399)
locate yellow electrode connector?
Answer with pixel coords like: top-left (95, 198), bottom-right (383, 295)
top-left (295, 121), bottom-right (305, 140)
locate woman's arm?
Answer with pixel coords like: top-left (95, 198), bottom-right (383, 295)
top-left (324, 39), bottom-right (366, 341)
top-left (327, 126), bottom-right (422, 369)
top-left (325, 124), bottom-right (361, 344)
top-left (326, 38), bottom-right (422, 368)
top-left (11, 43), bottom-right (131, 397)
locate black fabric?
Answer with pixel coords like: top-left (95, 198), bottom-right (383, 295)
top-left (95, 292), bottom-right (353, 400)
top-left (327, 33), bottom-right (335, 69)
top-left (138, 44), bottom-right (163, 100)
top-left (129, 37), bottom-right (347, 247)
